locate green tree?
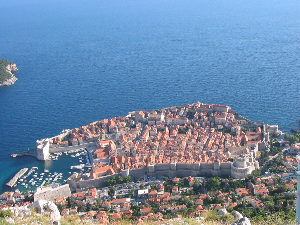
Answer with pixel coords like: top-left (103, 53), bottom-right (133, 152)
top-left (117, 176), bottom-right (124, 183)
top-left (187, 109), bottom-right (196, 119)
top-left (108, 187), bottom-right (116, 198)
top-left (131, 204), bottom-right (141, 217)
top-left (67, 196), bottom-right (76, 208)
top-left (129, 188), bottom-right (135, 198)
top-left (205, 177), bottom-right (222, 192)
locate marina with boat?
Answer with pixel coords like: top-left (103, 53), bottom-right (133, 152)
top-left (7, 147), bottom-right (92, 191)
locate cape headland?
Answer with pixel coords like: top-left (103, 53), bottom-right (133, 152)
top-left (0, 59), bottom-right (18, 86)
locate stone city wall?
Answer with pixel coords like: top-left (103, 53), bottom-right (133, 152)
top-left (67, 174), bottom-right (119, 191)
top-left (34, 184), bottom-right (71, 202)
top-left (68, 162), bottom-right (232, 190)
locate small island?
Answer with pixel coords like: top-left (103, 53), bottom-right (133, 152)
top-left (0, 59), bottom-right (18, 86)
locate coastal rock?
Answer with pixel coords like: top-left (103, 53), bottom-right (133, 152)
top-left (0, 63), bottom-right (18, 87)
top-left (6, 63), bottom-right (18, 73)
top-left (0, 75), bottom-right (18, 86)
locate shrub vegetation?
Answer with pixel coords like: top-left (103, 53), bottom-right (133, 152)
top-left (0, 59), bottom-right (14, 83)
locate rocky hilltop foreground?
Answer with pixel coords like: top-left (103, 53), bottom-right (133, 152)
top-left (0, 59), bottom-right (18, 86)
top-left (0, 203), bottom-right (293, 225)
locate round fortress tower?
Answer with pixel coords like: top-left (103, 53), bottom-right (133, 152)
top-left (234, 155), bottom-right (247, 168)
top-left (231, 154), bottom-right (257, 179)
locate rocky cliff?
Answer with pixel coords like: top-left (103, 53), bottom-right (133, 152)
top-left (0, 59), bottom-right (18, 86)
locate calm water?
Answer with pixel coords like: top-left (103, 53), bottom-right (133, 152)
top-left (0, 0), bottom-right (300, 193)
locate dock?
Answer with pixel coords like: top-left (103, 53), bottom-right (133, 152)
top-left (6, 168), bottom-right (28, 188)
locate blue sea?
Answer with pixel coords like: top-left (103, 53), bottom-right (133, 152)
top-left (0, 0), bottom-right (300, 193)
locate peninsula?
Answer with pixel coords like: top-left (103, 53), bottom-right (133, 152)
top-left (34, 102), bottom-right (281, 190)
top-left (0, 59), bottom-right (18, 86)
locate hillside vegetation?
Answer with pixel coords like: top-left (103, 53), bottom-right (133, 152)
top-left (0, 59), bottom-right (14, 83)
top-left (0, 209), bottom-right (295, 225)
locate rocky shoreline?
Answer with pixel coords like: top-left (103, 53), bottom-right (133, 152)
top-left (0, 63), bottom-right (18, 86)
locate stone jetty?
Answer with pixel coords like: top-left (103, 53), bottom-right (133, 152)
top-left (6, 168), bottom-right (28, 188)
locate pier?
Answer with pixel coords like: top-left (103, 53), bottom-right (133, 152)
top-left (6, 168), bottom-right (29, 188)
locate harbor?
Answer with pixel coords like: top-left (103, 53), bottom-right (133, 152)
top-left (6, 168), bottom-right (28, 188)
top-left (5, 147), bottom-right (92, 192)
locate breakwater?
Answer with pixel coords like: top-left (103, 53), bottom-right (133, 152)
top-left (11, 152), bottom-right (36, 158)
top-left (6, 168), bottom-right (28, 188)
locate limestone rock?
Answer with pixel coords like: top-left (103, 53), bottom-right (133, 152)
top-left (31, 200), bottom-right (48, 214)
top-left (231, 217), bottom-right (251, 225)
top-left (47, 201), bottom-right (61, 221)
top-left (30, 200), bottom-right (61, 223)
top-left (5, 217), bottom-right (15, 224)
top-left (15, 205), bottom-right (31, 218)
top-left (217, 208), bottom-right (228, 215)
top-left (231, 211), bottom-right (243, 219)
top-left (2, 205), bottom-right (31, 219)
top-left (0, 75), bottom-right (17, 86)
